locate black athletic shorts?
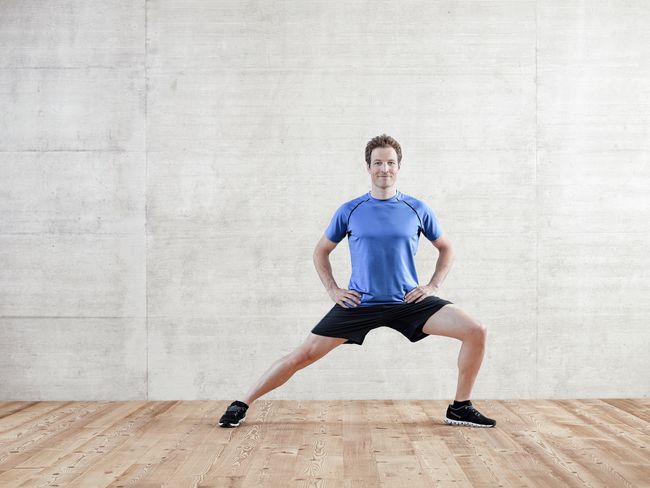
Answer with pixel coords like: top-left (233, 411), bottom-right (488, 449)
top-left (310, 295), bottom-right (453, 346)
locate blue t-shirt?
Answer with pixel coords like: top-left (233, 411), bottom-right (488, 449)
top-left (324, 190), bottom-right (443, 307)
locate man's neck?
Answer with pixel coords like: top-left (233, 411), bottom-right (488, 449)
top-left (370, 187), bottom-right (397, 200)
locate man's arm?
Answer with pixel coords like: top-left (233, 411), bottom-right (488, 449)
top-left (313, 234), bottom-right (340, 291)
top-left (427, 234), bottom-right (455, 289)
top-left (313, 235), bottom-right (362, 307)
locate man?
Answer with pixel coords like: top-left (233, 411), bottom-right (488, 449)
top-left (219, 134), bottom-right (496, 428)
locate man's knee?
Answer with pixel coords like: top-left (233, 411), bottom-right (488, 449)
top-left (286, 347), bottom-right (319, 370)
top-left (468, 321), bottom-right (487, 343)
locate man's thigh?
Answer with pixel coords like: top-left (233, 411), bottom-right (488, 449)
top-left (421, 304), bottom-right (483, 340)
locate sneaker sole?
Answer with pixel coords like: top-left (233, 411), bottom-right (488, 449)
top-left (444, 417), bottom-right (495, 428)
top-left (218, 418), bottom-right (246, 428)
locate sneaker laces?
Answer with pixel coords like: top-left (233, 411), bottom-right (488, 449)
top-left (452, 403), bottom-right (477, 416)
top-left (465, 405), bottom-right (490, 420)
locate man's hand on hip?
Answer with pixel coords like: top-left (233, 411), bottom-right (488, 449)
top-left (328, 287), bottom-right (362, 308)
top-left (404, 284), bottom-right (440, 303)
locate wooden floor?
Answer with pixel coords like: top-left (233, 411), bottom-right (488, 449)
top-left (0, 399), bottom-right (647, 487)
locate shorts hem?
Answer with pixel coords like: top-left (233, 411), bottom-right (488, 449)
top-left (310, 330), bottom-right (361, 345)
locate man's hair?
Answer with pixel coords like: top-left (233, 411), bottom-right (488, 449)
top-left (365, 134), bottom-right (402, 167)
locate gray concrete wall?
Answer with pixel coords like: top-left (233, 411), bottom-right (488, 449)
top-left (1, 1), bottom-right (648, 401)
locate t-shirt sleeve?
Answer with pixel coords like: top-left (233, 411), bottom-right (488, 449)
top-left (324, 204), bottom-right (349, 243)
top-left (420, 202), bottom-right (443, 241)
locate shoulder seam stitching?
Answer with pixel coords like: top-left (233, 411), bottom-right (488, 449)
top-left (400, 199), bottom-right (423, 235)
top-left (346, 196), bottom-right (370, 238)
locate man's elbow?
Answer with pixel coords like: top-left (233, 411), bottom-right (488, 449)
top-left (314, 236), bottom-right (338, 257)
top-left (437, 245), bottom-right (454, 256)
top-left (431, 235), bottom-right (454, 254)
top-left (313, 247), bottom-right (331, 262)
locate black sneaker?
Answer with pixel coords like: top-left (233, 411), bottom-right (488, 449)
top-left (444, 401), bottom-right (496, 428)
top-left (218, 401), bottom-right (248, 428)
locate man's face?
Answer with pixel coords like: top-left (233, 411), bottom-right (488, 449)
top-left (367, 146), bottom-right (400, 189)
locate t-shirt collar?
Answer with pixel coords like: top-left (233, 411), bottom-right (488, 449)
top-left (367, 190), bottom-right (401, 202)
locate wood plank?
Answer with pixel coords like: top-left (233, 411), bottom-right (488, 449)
top-left (421, 400), bottom-right (505, 487)
top-left (396, 400), bottom-right (474, 487)
top-left (342, 400), bottom-right (381, 484)
top-left (0, 402), bottom-right (78, 439)
top-left (0, 467), bottom-right (41, 487)
top-left (0, 403), bottom-right (38, 421)
top-left (0, 399), bottom-right (646, 487)
top-left (15, 402), bottom-right (146, 469)
top-left (208, 401), bottom-right (298, 487)
top-left (475, 398), bottom-right (563, 487)
top-left (13, 401), bottom-right (178, 488)
top-left (601, 398), bottom-right (650, 423)
top-left (368, 399), bottom-right (434, 487)
top-left (107, 400), bottom-right (224, 487)
top-left (503, 399), bottom-right (636, 487)
top-left (551, 399), bottom-right (649, 486)
top-left (290, 400), bottom-right (344, 481)
top-left (437, 399), bottom-right (538, 487)
top-left (64, 401), bottom-right (201, 488)
top-left (201, 399), bottom-right (280, 484)
top-left (0, 402), bottom-right (114, 471)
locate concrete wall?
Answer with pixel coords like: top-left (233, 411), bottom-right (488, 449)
top-left (1, 1), bottom-right (648, 401)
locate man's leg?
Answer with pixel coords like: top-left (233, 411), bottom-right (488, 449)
top-left (240, 333), bottom-right (348, 406)
top-left (219, 333), bottom-right (348, 427)
top-left (421, 304), bottom-right (487, 402)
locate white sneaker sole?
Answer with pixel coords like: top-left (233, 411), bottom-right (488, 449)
top-left (219, 418), bottom-right (246, 427)
top-left (444, 417), bottom-right (495, 428)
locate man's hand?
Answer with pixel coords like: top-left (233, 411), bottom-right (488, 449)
top-left (328, 287), bottom-right (362, 308)
top-left (404, 284), bottom-right (440, 303)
